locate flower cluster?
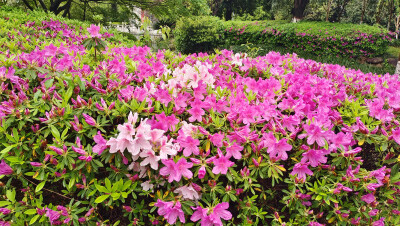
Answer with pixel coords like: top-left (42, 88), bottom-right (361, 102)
top-left (0, 7), bottom-right (399, 226)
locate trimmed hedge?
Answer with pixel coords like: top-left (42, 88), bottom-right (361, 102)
top-left (175, 17), bottom-right (394, 57)
top-left (174, 16), bottom-right (225, 54)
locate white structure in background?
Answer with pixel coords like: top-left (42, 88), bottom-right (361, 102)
top-left (106, 7), bottom-right (161, 39)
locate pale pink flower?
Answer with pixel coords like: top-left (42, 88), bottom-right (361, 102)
top-left (174, 184), bottom-right (200, 200)
top-left (140, 150), bottom-right (160, 170)
top-left (141, 181), bottom-right (154, 191)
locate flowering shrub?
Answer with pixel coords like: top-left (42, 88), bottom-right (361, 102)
top-left (175, 17), bottom-right (393, 58)
top-left (1, 7), bottom-right (400, 226)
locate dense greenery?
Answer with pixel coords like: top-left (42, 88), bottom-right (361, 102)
top-left (174, 16), bottom-right (393, 58)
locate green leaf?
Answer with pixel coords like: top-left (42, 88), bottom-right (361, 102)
top-left (95, 184), bottom-right (109, 193)
top-left (44, 79), bottom-right (54, 89)
top-left (1, 143), bottom-right (18, 154)
top-left (95, 195), bottom-right (110, 203)
top-left (0, 201), bottom-right (10, 207)
top-left (6, 190), bottom-right (15, 202)
top-left (49, 125), bottom-right (61, 140)
top-left (35, 181), bottom-right (46, 193)
top-left (105, 178), bottom-right (112, 191)
top-left (24, 209), bottom-right (37, 215)
top-left (30, 215), bottom-right (40, 224)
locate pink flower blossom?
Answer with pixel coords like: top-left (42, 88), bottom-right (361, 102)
top-left (191, 202), bottom-right (232, 226)
top-left (181, 136), bottom-right (200, 157)
top-left (174, 184), bottom-right (200, 200)
top-left (87, 24), bottom-right (101, 38)
top-left (291, 162), bottom-right (313, 182)
top-left (260, 132), bottom-right (292, 161)
top-left (212, 151), bottom-right (234, 175)
top-left (301, 149), bottom-right (327, 167)
top-left (160, 158), bottom-right (193, 182)
top-left (0, 160), bottom-right (13, 175)
top-left (155, 200), bottom-right (185, 225)
top-left (93, 131), bottom-right (107, 155)
top-left (361, 193), bottom-right (376, 204)
top-left (82, 113), bottom-right (97, 126)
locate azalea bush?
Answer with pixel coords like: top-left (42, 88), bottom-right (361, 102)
top-left (1, 6), bottom-right (400, 226)
top-left (175, 17), bottom-right (393, 58)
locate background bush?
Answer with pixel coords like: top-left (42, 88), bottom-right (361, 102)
top-left (175, 17), bottom-right (393, 58)
top-left (174, 16), bottom-right (225, 53)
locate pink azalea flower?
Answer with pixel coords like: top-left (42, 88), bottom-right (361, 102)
top-left (140, 150), bottom-right (160, 170)
top-left (361, 193), bottom-right (376, 204)
top-left (174, 184), bottom-right (200, 200)
top-left (82, 113), bottom-right (97, 126)
top-left (372, 217), bottom-right (385, 226)
top-left (188, 107), bottom-right (205, 122)
top-left (155, 200), bottom-right (185, 225)
top-left (291, 162), bottom-right (313, 182)
top-left (301, 149), bottom-right (327, 167)
top-left (210, 132), bottom-right (224, 147)
top-left (212, 150), bottom-right (234, 175)
top-left (260, 132), bottom-right (292, 161)
top-left (225, 143), bottom-right (243, 160)
top-left (93, 131), bottom-right (107, 155)
top-left (298, 124), bottom-right (328, 147)
top-left (160, 158), bottom-right (193, 182)
top-left (191, 202), bottom-right (232, 226)
top-left (0, 160), bottom-right (13, 175)
top-left (392, 128), bottom-right (400, 145)
top-left (87, 24), bottom-right (101, 38)
top-left (198, 165), bottom-right (206, 179)
top-left (45, 208), bottom-right (61, 225)
top-left (181, 136), bottom-right (200, 157)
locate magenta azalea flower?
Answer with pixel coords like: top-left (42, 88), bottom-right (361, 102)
top-left (191, 202), bottom-right (232, 226)
top-left (82, 113), bottom-right (96, 126)
top-left (93, 131), bottom-right (107, 155)
top-left (260, 132), bottom-right (292, 161)
top-left (0, 160), bottom-right (13, 175)
top-left (290, 162), bottom-right (313, 182)
top-left (181, 136), bottom-right (200, 157)
top-left (298, 124), bottom-right (328, 147)
top-left (155, 200), bottom-right (185, 225)
top-left (87, 24), bottom-right (101, 38)
top-left (212, 151), bottom-right (234, 175)
top-left (392, 128), bottom-right (400, 145)
top-left (301, 149), bottom-right (327, 167)
top-left (361, 193), bottom-right (376, 204)
top-left (160, 158), bottom-right (193, 182)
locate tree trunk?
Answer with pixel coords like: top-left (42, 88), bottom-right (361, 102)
top-left (293, 0), bottom-right (309, 22)
top-left (387, 0), bottom-right (394, 30)
top-left (337, 0), bottom-right (350, 22)
top-left (361, 0), bottom-right (367, 24)
top-left (325, 0), bottom-right (333, 22)
top-left (395, 53), bottom-right (400, 75)
top-left (22, 0), bottom-right (34, 11)
top-left (83, 0), bottom-right (88, 21)
top-left (376, 0), bottom-right (384, 25)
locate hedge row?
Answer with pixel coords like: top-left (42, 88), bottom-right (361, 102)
top-left (174, 16), bottom-right (393, 57)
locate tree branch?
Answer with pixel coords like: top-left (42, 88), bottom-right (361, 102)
top-left (22, 0), bottom-right (34, 11)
